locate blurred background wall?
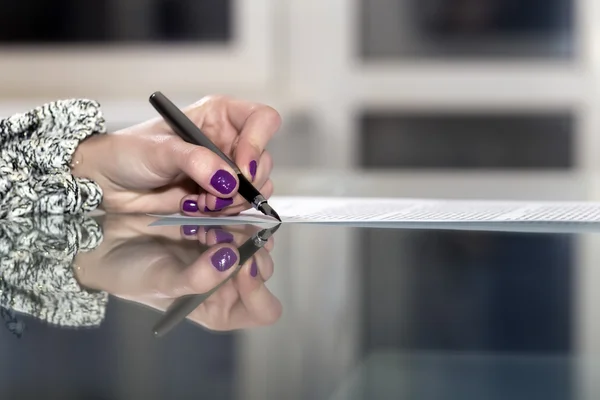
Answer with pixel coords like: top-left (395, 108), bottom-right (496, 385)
top-left (0, 0), bottom-right (599, 175)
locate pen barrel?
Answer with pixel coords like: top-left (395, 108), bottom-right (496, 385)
top-left (238, 237), bottom-right (265, 265)
top-left (237, 174), bottom-right (264, 209)
top-left (149, 92), bottom-right (240, 173)
top-left (152, 293), bottom-right (207, 336)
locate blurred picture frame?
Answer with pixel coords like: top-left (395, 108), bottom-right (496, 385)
top-left (0, 0), bottom-right (275, 100)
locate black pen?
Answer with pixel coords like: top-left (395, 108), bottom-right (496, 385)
top-left (152, 223), bottom-right (281, 337)
top-left (149, 91), bottom-right (281, 221)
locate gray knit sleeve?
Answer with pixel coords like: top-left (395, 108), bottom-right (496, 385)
top-left (0, 214), bottom-right (108, 336)
top-left (0, 99), bottom-right (106, 218)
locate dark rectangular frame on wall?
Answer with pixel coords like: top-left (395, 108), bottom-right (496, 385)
top-left (358, 110), bottom-right (575, 169)
top-left (0, 0), bottom-right (232, 44)
top-left (359, 0), bottom-right (575, 60)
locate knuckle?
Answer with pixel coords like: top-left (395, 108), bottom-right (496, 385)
top-left (189, 95), bottom-right (231, 132)
top-left (194, 94), bottom-right (228, 107)
top-left (262, 180), bottom-right (274, 198)
top-left (261, 106), bottom-right (282, 130)
top-left (184, 268), bottom-right (213, 294)
top-left (204, 307), bottom-right (231, 332)
top-left (260, 259), bottom-right (275, 281)
top-left (198, 315), bottom-right (222, 332)
top-left (260, 303), bottom-right (283, 325)
top-left (261, 151), bottom-right (273, 170)
top-left (200, 110), bottom-right (225, 133)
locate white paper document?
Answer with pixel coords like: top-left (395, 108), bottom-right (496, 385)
top-left (150, 196), bottom-right (600, 226)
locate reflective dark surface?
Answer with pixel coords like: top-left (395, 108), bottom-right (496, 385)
top-left (0, 214), bottom-right (593, 399)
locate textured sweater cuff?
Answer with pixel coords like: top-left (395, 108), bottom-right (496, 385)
top-left (0, 215), bottom-right (108, 334)
top-left (0, 99), bottom-right (107, 217)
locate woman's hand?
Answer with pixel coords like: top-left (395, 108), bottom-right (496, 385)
top-left (75, 215), bottom-right (282, 332)
top-left (72, 96), bottom-right (281, 215)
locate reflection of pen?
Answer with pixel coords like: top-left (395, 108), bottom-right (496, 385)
top-left (152, 223), bottom-right (281, 337)
top-left (149, 91), bottom-right (281, 221)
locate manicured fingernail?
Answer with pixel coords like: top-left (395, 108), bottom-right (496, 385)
top-left (182, 225), bottom-right (199, 236)
top-left (214, 197), bottom-right (234, 210)
top-left (182, 200), bottom-right (198, 212)
top-left (214, 229), bottom-right (234, 244)
top-left (211, 248), bottom-right (238, 272)
top-left (249, 160), bottom-right (257, 181)
top-left (210, 170), bottom-right (237, 195)
top-left (250, 260), bottom-right (258, 277)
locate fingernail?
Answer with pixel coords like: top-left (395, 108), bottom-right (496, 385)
top-left (249, 160), bottom-right (257, 181)
top-left (210, 170), bottom-right (237, 195)
top-left (214, 197), bottom-right (234, 210)
top-left (204, 206), bottom-right (212, 212)
top-left (182, 200), bottom-right (198, 212)
top-left (211, 248), bottom-right (238, 272)
top-left (214, 229), bottom-right (234, 244)
top-left (182, 225), bottom-right (199, 236)
top-left (250, 260), bottom-right (258, 277)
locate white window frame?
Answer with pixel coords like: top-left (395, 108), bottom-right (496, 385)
top-left (0, 0), bottom-right (275, 100)
top-left (288, 0), bottom-right (595, 171)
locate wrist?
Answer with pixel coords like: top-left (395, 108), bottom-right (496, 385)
top-left (71, 134), bottom-right (114, 204)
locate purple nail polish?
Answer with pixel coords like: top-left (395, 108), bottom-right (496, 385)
top-left (182, 225), bottom-right (199, 236)
top-left (182, 200), bottom-right (199, 212)
top-left (249, 160), bottom-right (257, 181)
top-left (214, 197), bottom-right (234, 210)
top-left (204, 206), bottom-right (212, 212)
top-left (250, 260), bottom-right (258, 277)
top-left (214, 229), bottom-right (234, 244)
top-left (211, 248), bottom-right (238, 272)
top-left (210, 170), bottom-right (236, 195)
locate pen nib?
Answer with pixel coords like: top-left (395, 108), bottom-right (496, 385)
top-left (258, 202), bottom-right (282, 221)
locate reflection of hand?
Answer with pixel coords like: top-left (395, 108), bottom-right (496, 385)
top-left (75, 215), bottom-right (282, 332)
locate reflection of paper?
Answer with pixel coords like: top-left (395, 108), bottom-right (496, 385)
top-left (150, 196), bottom-right (600, 226)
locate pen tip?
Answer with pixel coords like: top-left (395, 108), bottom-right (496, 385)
top-left (259, 203), bottom-right (282, 221)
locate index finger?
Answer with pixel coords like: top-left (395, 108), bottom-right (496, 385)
top-left (227, 100), bottom-right (281, 181)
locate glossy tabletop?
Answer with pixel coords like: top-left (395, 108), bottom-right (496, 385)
top-left (2, 210), bottom-right (600, 400)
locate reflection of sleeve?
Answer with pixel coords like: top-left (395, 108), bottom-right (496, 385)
top-left (0, 99), bottom-right (106, 217)
top-left (0, 215), bottom-right (109, 332)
